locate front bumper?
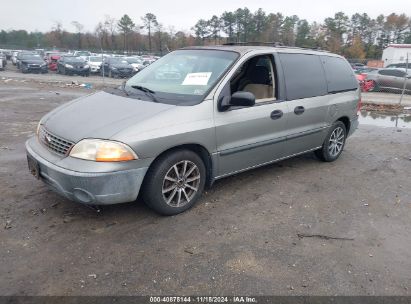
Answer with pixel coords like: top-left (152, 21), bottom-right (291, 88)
top-left (22, 65), bottom-right (48, 73)
top-left (25, 137), bottom-right (148, 205)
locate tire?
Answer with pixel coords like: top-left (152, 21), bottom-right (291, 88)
top-left (315, 121), bottom-right (347, 162)
top-left (142, 149), bottom-right (206, 215)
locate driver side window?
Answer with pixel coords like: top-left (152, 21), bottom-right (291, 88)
top-left (230, 54), bottom-right (277, 103)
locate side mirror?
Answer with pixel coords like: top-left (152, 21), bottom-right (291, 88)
top-left (229, 91), bottom-right (256, 107)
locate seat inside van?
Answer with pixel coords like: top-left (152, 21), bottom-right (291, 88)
top-left (231, 55), bottom-right (276, 102)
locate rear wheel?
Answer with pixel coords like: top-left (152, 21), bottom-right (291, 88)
top-left (142, 150), bottom-right (206, 215)
top-left (315, 121), bottom-right (347, 162)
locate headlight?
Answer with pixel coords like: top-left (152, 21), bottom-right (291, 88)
top-left (69, 139), bottom-right (137, 162)
top-left (65, 64), bottom-right (73, 69)
top-left (84, 64), bottom-right (90, 69)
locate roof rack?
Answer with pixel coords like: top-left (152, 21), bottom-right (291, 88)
top-left (222, 41), bottom-right (330, 53)
top-left (223, 42), bottom-right (283, 47)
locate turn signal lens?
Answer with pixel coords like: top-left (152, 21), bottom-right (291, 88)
top-left (69, 139), bottom-right (137, 162)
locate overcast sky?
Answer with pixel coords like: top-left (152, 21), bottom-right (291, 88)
top-left (1, 0), bottom-right (410, 34)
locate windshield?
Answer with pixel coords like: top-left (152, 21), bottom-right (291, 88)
top-left (125, 49), bottom-right (239, 105)
top-left (21, 54), bottom-right (42, 60)
top-left (88, 56), bottom-right (101, 62)
top-left (65, 56), bottom-right (85, 63)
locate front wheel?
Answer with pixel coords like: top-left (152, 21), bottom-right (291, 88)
top-left (315, 121), bottom-right (347, 162)
top-left (142, 150), bottom-right (206, 215)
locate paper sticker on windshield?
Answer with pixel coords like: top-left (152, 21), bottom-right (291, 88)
top-left (182, 72), bottom-right (212, 85)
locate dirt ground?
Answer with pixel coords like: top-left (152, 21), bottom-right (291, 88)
top-left (0, 79), bottom-right (411, 296)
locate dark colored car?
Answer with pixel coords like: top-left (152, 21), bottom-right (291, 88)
top-left (19, 54), bottom-right (48, 74)
top-left (57, 56), bottom-right (90, 76)
top-left (16, 51), bottom-right (39, 69)
top-left (100, 57), bottom-right (135, 78)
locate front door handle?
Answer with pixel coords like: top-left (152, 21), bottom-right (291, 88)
top-left (270, 109), bottom-right (283, 120)
top-left (294, 106), bottom-right (305, 115)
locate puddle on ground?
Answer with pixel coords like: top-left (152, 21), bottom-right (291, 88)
top-left (359, 111), bottom-right (411, 129)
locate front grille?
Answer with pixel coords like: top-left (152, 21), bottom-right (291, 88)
top-left (38, 127), bottom-right (74, 156)
top-left (29, 64), bottom-right (40, 68)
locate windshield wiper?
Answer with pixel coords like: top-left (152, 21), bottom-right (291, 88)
top-left (130, 85), bottom-right (158, 102)
top-left (131, 85), bottom-right (155, 94)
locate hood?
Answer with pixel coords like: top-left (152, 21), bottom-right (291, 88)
top-left (67, 61), bottom-right (85, 65)
top-left (43, 91), bottom-right (175, 143)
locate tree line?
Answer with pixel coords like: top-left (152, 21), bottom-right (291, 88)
top-left (194, 9), bottom-right (411, 59)
top-left (0, 9), bottom-right (410, 59)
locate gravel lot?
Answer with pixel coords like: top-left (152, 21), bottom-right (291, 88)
top-left (0, 79), bottom-right (411, 296)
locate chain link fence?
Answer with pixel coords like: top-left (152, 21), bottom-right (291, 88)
top-left (349, 55), bottom-right (411, 107)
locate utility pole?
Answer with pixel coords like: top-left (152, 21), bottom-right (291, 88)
top-left (399, 52), bottom-right (409, 105)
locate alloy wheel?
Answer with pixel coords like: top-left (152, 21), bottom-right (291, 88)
top-left (328, 127), bottom-right (345, 157)
top-left (162, 160), bottom-right (201, 208)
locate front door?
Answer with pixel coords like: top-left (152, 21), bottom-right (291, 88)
top-left (214, 53), bottom-right (290, 177)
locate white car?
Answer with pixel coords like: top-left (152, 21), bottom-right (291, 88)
top-left (11, 51), bottom-right (21, 65)
top-left (86, 56), bottom-right (103, 73)
top-left (125, 57), bottom-right (145, 72)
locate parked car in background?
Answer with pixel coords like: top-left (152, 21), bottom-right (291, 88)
top-left (100, 57), bottom-right (135, 78)
top-left (47, 54), bottom-right (61, 71)
top-left (0, 52), bottom-right (7, 69)
top-left (85, 56), bottom-right (103, 73)
top-left (57, 56), bottom-right (90, 76)
top-left (366, 68), bottom-right (411, 93)
top-left (354, 67), bottom-right (378, 74)
top-left (26, 45), bottom-right (359, 215)
top-left (16, 51), bottom-right (38, 69)
top-left (351, 62), bottom-right (366, 70)
top-left (11, 51), bottom-right (21, 65)
top-left (125, 57), bottom-right (145, 72)
top-left (18, 53), bottom-right (48, 74)
top-left (3, 49), bottom-right (13, 60)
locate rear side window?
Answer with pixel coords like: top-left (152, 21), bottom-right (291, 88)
top-left (278, 53), bottom-right (327, 100)
top-left (379, 69), bottom-right (403, 76)
top-left (321, 56), bottom-right (358, 93)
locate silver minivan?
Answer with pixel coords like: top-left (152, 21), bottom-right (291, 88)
top-left (26, 45), bottom-right (360, 215)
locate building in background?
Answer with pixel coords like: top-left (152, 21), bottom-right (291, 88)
top-left (382, 44), bottom-right (411, 67)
